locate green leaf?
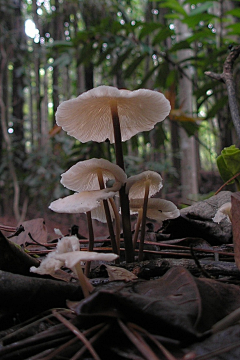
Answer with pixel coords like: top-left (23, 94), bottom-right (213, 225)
top-left (189, 2), bottom-right (214, 16)
top-left (123, 53), bottom-right (147, 78)
top-left (152, 28), bottom-right (174, 45)
top-left (226, 8), bottom-right (240, 18)
top-left (139, 22), bottom-right (162, 40)
top-left (110, 46), bottom-right (133, 75)
top-left (158, 0), bottom-right (187, 16)
top-left (169, 40), bottom-right (191, 52)
top-left (217, 145), bottom-right (240, 186)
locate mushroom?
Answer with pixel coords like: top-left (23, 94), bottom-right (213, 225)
top-left (130, 198), bottom-right (180, 255)
top-left (212, 202), bottom-right (232, 223)
top-left (56, 86), bottom-right (171, 262)
top-left (56, 85), bottom-right (171, 145)
top-left (126, 171), bottom-right (163, 260)
top-left (60, 158), bottom-right (126, 193)
top-left (126, 171), bottom-right (163, 199)
top-left (49, 188), bottom-right (120, 271)
top-left (58, 158), bottom-right (126, 255)
top-left (30, 236), bottom-right (118, 298)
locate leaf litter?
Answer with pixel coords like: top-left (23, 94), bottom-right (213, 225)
top-left (1, 192), bottom-right (240, 359)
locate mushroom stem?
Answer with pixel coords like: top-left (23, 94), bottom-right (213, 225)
top-left (97, 170), bottom-right (119, 259)
top-left (138, 181), bottom-right (150, 262)
top-left (73, 262), bottom-right (91, 298)
top-left (110, 100), bottom-right (134, 263)
top-left (85, 211), bottom-right (94, 277)
top-left (133, 208), bottom-right (143, 251)
top-left (109, 197), bottom-right (121, 254)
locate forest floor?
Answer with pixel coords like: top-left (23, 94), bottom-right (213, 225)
top-left (1, 171), bottom-right (239, 359)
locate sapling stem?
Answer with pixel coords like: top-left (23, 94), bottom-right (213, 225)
top-left (110, 100), bottom-right (134, 263)
top-left (97, 170), bottom-right (119, 259)
top-left (85, 211), bottom-right (94, 277)
top-left (138, 181), bottom-right (150, 261)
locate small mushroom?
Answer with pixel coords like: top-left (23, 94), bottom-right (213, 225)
top-left (30, 236), bottom-right (118, 298)
top-left (130, 198), bottom-right (180, 250)
top-left (49, 188), bottom-right (120, 258)
top-left (126, 171), bottom-right (163, 199)
top-left (58, 159), bottom-right (126, 256)
top-left (60, 158), bottom-right (126, 193)
top-left (212, 202), bottom-right (232, 223)
top-left (126, 171), bottom-right (163, 260)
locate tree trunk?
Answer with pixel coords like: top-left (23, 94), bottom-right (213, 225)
top-left (176, 1), bottom-right (199, 203)
top-left (12, 0), bottom-right (25, 159)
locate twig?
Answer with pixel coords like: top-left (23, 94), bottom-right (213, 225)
top-left (205, 45), bottom-right (240, 140)
top-left (214, 171), bottom-right (240, 195)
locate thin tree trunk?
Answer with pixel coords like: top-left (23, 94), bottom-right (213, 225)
top-left (176, 1), bottom-right (199, 203)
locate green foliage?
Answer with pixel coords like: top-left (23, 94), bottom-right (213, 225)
top-left (217, 145), bottom-right (240, 190)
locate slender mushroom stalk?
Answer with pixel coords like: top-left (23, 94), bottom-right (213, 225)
top-left (72, 261), bottom-right (92, 298)
top-left (97, 169), bottom-right (119, 257)
top-left (85, 211), bottom-right (94, 278)
top-left (138, 180), bottom-right (150, 261)
top-left (110, 100), bottom-right (134, 262)
top-left (109, 197), bottom-right (121, 253)
top-left (132, 208), bottom-right (143, 250)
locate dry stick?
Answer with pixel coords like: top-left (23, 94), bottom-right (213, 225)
top-left (138, 181), bottom-right (150, 262)
top-left (128, 322), bottom-right (177, 360)
top-left (85, 211), bottom-right (95, 277)
top-left (71, 323), bottom-right (110, 360)
top-left (52, 310), bottom-right (101, 360)
top-left (205, 45), bottom-right (240, 140)
top-left (97, 170), bottom-right (119, 259)
top-left (118, 319), bottom-right (160, 360)
top-left (110, 100), bottom-right (134, 263)
top-left (45, 323), bottom-right (107, 360)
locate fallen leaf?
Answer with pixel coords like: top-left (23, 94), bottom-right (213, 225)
top-left (104, 264), bottom-right (138, 282)
top-left (10, 218), bottom-right (48, 246)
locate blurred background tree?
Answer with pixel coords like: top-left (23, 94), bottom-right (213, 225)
top-left (0, 0), bottom-right (240, 223)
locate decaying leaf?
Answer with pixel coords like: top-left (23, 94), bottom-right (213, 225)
top-left (71, 267), bottom-right (240, 343)
top-left (10, 218), bottom-right (48, 246)
top-left (104, 264), bottom-right (138, 282)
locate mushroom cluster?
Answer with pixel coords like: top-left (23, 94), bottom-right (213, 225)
top-left (45, 85), bottom-right (179, 269)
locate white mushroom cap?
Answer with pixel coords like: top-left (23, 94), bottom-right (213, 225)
top-left (212, 202), bottom-right (232, 223)
top-left (126, 171), bottom-right (163, 199)
top-left (49, 189), bottom-right (117, 215)
top-left (61, 158), bottom-right (127, 192)
top-left (56, 85), bottom-right (171, 143)
top-left (130, 198), bottom-right (180, 222)
top-left (30, 256), bottom-right (64, 276)
top-left (55, 251), bottom-right (119, 269)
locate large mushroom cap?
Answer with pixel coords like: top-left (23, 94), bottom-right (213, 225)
top-left (61, 158), bottom-right (127, 192)
top-left (126, 170), bottom-right (163, 199)
top-left (130, 198), bottom-right (180, 222)
top-left (56, 85), bottom-right (171, 143)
